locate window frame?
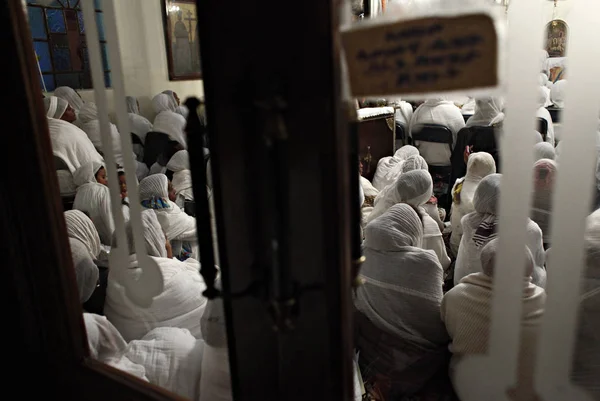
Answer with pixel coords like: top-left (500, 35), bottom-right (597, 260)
top-left (26, 0), bottom-right (111, 90)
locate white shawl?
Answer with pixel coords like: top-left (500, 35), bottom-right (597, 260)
top-left (73, 182), bottom-right (116, 245)
top-left (441, 273), bottom-right (545, 395)
top-left (65, 209), bottom-right (101, 259)
top-left (355, 204), bottom-right (448, 377)
top-left (47, 118), bottom-right (103, 173)
top-left (454, 174), bottom-right (547, 287)
top-left (69, 238), bottom-right (100, 302)
top-left (104, 256), bottom-right (207, 341)
top-left (464, 98), bottom-right (505, 128)
top-left (372, 145), bottom-right (419, 191)
top-left (450, 152), bottom-right (497, 255)
top-left (167, 150), bottom-right (195, 206)
top-left (533, 142), bottom-right (556, 161)
top-left (83, 313), bottom-right (148, 380)
top-left (73, 161), bottom-right (104, 187)
top-left (154, 111), bottom-right (187, 148)
top-left (129, 113), bottom-right (153, 144)
top-left (54, 86), bottom-right (84, 112)
top-left (551, 79), bottom-right (567, 108)
top-left (125, 327), bottom-right (204, 400)
top-left (152, 93), bottom-right (176, 114)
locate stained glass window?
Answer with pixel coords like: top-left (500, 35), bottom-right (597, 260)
top-left (26, 0), bottom-right (110, 92)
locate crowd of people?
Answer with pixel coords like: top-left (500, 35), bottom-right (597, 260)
top-left (44, 72), bottom-right (598, 401)
top-left (46, 86), bottom-right (228, 401)
top-left (355, 75), bottom-right (600, 400)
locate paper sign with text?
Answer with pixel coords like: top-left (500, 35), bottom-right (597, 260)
top-left (342, 14), bottom-right (498, 96)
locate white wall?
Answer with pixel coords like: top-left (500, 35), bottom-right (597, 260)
top-left (542, 0), bottom-right (572, 24)
top-left (61, 0), bottom-right (204, 120)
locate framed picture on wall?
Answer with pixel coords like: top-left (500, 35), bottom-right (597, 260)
top-left (161, 0), bottom-right (202, 81)
top-left (545, 19), bottom-right (568, 58)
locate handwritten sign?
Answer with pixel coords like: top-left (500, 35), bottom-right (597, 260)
top-left (342, 14), bottom-right (498, 96)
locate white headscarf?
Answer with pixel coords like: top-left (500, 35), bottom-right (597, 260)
top-left (126, 96), bottom-right (140, 114)
top-left (73, 161), bottom-right (105, 187)
top-left (450, 152), bottom-right (497, 254)
top-left (73, 182), bottom-right (116, 245)
top-left (68, 238), bottom-right (100, 302)
top-left (152, 93), bottom-right (176, 113)
top-left (372, 145), bottom-right (420, 191)
top-left (129, 114), bottom-right (153, 144)
top-left (139, 209), bottom-right (168, 258)
top-left (54, 86), bottom-right (84, 112)
top-left (399, 154), bottom-right (428, 174)
top-left (442, 238), bottom-right (545, 397)
top-left (355, 204), bottom-right (448, 384)
top-left (533, 142), bottom-right (556, 161)
top-left (47, 118), bottom-right (104, 173)
top-left (465, 98), bottom-right (505, 127)
top-left (571, 210), bottom-right (600, 398)
top-left (44, 96), bottom-right (69, 119)
top-left (65, 209), bottom-right (101, 259)
top-left (162, 90), bottom-right (179, 109)
top-left (139, 174), bottom-right (170, 202)
top-left (551, 80), bottom-right (567, 108)
top-left (454, 174), bottom-right (547, 287)
top-left (154, 111), bottom-right (187, 148)
top-left (167, 151), bottom-right (194, 205)
top-left (368, 170), bottom-right (433, 223)
top-left (531, 159), bottom-right (558, 244)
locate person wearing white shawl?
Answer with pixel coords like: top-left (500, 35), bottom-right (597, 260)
top-left (46, 99), bottom-right (104, 197)
top-left (536, 86), bottom-right (555, 145)
top-left (126, 96), bottom-right (153, 145)
top-left (408, 98), bottom-right (466, 166)
top-left (441, 238), bottom-right (546, 397)
top-left (369, 170), bottom-right (451, 270)
top-left (152, 93), bottom-right (177, 114)
top-left (154, 110), bottom-right (188, 148)
top-left (570, 210), bottom-right (600, 399)
top-left (162, 90), bottom-right (180, 108)
top-left (533, 142), bottom-right (556, 161)
top-left (359, 176), bottom-right (379, 224)
top-left (388, 98), bottom-right (414, 127)
top-left (464, 98), bottom-right (505, 128)
top-left (372, 145), bottom-right (419, 191)
top-left (166, 150), bottom-right (194, 208)
top-left (104, 211), bottom-right (207, 341)
top-left (551, 79), bottom-right (567, 108)
top-left (44, 95), bottom-right (76, 122)
top-left (461, 97), bottom-right (475, 116)
top-left (64, 210), bottom-right (101, 302)
top-left (355, 204), bottom-right (449, 397)
top-left (79, 103), bottom-right (149, 180)
top-left (450, 152), bottom-right (497, 255)
top-left (138, 174), bottom-right (198, 260)
top-left (83, 313), bottom-right (148, 380)
top-left (54, 86), bottom-right (84, 114)
top-left (531, 159), bottom-right (557, 247)
top-left (453, 174), bottom-right (547, 287)
top-left (539, 74), bottom-right (553, 107)
top-left (73, 163), bottom-right (126, 245)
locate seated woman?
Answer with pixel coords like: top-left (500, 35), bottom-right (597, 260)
top-left (372, 145), bottom-right (419, 191)
top-left (533, 142), bottom-right (556, 161)
top-left (408, 98), bottom-right (465, 166)
top-left (138, 174), bottom-right (198, 260)
top-left (450, 152), bottom-right (497, 256)
top-left (369, 170), bottom-right (451, 270)
top-left (355, 204), bottom-right (449, 398)
top-left (531, 159), bottom-right (558, 248)
top-left (571, 209), bottom-right (600, 399)
top-left (64, 210), bottom-right (101, 303)
top-left (153, 108), bottom-right (188, 149)
top-left (166, 150), bottom-right (194, 209)
top-left (73, 162), bottom-right (126, 245)
top-left (464, 98), bottom-right (505, 128)
top-left (78, 103), bottom-right (148, 180)
top-left (441, 238), bottom-right (546, 398)
top-left (454, 174), bottom-right (547, 287)
top-left (104, 210), bottom-right (207, 341)
top-left (126, 96), bottom-right (153, 145)
top-left (45, 96), bottom-right (103, 176)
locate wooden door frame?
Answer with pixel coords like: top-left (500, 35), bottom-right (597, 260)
top-left (3, 1), bottom-right (180, 399)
